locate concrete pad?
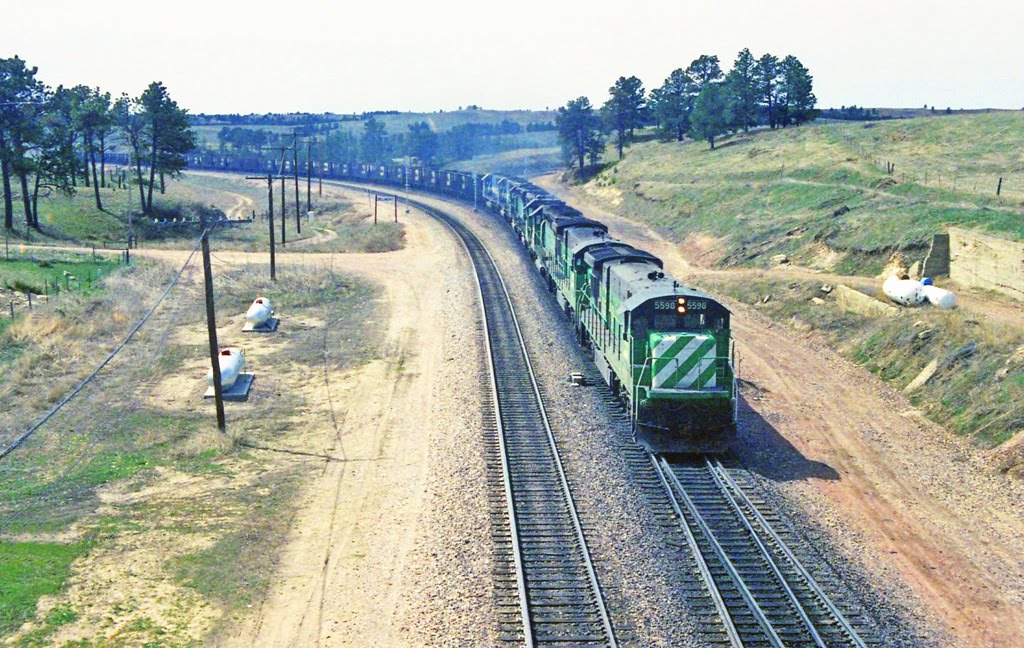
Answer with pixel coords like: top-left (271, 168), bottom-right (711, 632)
top-left (204, 373), bottom-right (255, 401)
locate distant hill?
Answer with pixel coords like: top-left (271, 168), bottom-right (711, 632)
top-left (190, 108), bottom-right (558, 148)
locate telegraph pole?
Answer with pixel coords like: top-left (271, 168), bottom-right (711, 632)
top-left (292, 132), bottom-right (301, 234)
top-left (246, 172), bottom-right (281, 281)
top-left (201, 229), bottom-right (226, 432)
top-left (306, 137), bottom-right (318, 213)
top-left (261, 145), bottom-right (290, 247)
top-left (404, 156), bottom-right (411, 214)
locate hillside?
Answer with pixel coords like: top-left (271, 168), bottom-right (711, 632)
top-left (584, 112), bottom-right (1023, 275)
top-left (447, 146), bottom-right (562, 177)
top-left (552, 112), bottom-right (1024, 454)
top-left (191, 108), bottom-right (558, 149)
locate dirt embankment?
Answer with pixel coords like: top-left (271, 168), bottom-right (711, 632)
top-left (535, 174), bottom-right (1024, 648)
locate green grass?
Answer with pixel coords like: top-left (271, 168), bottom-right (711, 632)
top-left (0, 256), bottom-right (119, 297)
top-left (169, 470), bottom-right (297, 613)
top-left (586, 112), bottom-right (1024, 274)
top-left (0, 542), bottom-right (90, 636)
top-left (4, 171), bottom-right (265, 245)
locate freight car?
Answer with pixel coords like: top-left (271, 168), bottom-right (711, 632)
top-left (186, 157), bottom-right (737, 452)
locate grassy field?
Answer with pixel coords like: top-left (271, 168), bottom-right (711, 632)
top-left (0, 259), bottom-right (384, 645)
top-left (585, 112), bottom-right (1024, 274)
top-left (0, 542), bottom-right (89, 639)
top-left (5, 171), bottom-right (407, 259)
top-left (448, 146), bottom-right (563, 177)
top-left (1, 254), bottom-right (119, 298)
top-left (4, 171), bottom-right (265, 245)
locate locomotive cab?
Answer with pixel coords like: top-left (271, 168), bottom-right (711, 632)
top-left (621, 282), bottom-right (737, 454)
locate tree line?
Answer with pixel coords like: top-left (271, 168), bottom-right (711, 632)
top-left (0, 55), bottom-right (195, 230)
top-left (557, 49), bottom-right (818, 171)
top-left (215, 117), bottom-right (557, 169)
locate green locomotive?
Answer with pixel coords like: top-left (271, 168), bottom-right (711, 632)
top-left (484, 175), bottom-right (737, 453)
top-left (291, 163), bottom-right (738, 453)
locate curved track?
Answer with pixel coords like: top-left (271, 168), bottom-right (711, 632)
top-left (652, 455), bottom-right (871, 648)
top-left (342, 185), bottom-right (618, 646)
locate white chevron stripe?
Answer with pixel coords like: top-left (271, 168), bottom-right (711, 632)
top-left (653, 335), bottom-right (707, 388)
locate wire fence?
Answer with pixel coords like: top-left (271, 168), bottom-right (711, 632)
top-left (1, 244), bottom-right (134, 325)
top-left (837, 131), bottom-right (1023, 202)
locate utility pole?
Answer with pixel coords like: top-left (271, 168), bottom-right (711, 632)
top-left (201, 228), bottom-right (226, 432)
top-left (292, 132), bottom-right (301, 234)
top-left (404, 156), bottom-right (411, 213)
top-left (260, 145), bottom-right (290, 246)
top-left (246, 172), bottom-right (281, 280)
top-left (306, 138), bottom-right (318, 212)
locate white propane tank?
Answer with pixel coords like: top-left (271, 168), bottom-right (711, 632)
top-left (922, 285), bottom-right (958, 309)
top-left (245, 297), bottom-right (273, 326)
top-left (883, 276), bottom-right (925, 307)
top-left (208, 348), bottom-right (245, 389)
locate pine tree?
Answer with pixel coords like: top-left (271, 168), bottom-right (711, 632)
top-left (725, 48), bottom-right (758, 132)
top-left (556, 97), bottom-right (603, 172)
top-left (139, 82), bottom-right (195, 213)
top-left (689, 84), bottom-right (731, 150)
top-left (684, 55), bottom-right (724, 89)
top-left (32, 86), bottom-right (78, 223)
top-left (0, 56), bottom-right (46, 229)
top-left (407, 121), bottom-right (439, 165)
top-left (781, 55), bottom-right (818, 126)
top-left (755, 54), bottom-right (783, 129)
top-left (360, 117), bottom-right (388, 164)
top-left (601, 76), bottom-right (646, 159)
top-left (650, 69), bottom-right (690, 141)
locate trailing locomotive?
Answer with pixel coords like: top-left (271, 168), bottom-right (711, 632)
top-left (478, 174), bottom-right (737, 453)
top-left (192, 158), bottom-right (737, 452)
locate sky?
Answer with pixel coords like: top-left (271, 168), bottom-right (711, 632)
top-left (1, 0), bottom-right (1022, 114)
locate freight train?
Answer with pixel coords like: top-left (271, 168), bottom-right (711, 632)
top-left (184, 157), bottom-right (738, 452)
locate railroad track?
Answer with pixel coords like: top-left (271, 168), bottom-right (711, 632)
top-left (360, 189), bottom-right (616, 646)
top-left (329, 181), bottom-right (872, 647)
top-left (652, 454), bottom-right (871, 648)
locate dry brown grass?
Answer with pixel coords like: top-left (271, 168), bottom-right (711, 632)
top-left (8, 312), bottom-right (70, 345)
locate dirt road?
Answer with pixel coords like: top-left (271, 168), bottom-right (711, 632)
top-left (535, 174), bottom-right (1024, 648)
top-left (45, 185), bottom-right (497, 646)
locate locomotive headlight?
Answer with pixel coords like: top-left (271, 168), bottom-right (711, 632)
top-left (676, 297), bottom-right (686, 314)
